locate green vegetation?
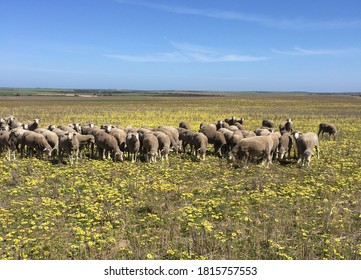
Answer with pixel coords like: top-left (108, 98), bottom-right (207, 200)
top-left (0, 92), bottom-right (361, 260)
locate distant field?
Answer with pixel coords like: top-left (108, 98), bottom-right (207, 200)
top-left (1, 92), bottom-right (361, 260)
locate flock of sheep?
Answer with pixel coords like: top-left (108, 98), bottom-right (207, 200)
top-left (0, 115), bottom-right (337, 168)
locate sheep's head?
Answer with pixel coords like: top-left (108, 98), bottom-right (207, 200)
top-left (48, 124), bottom-right (56, 131)
top-left (292, 130), bottom-right (301, 140)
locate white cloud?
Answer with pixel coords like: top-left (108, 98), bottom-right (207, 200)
top-left (272, 47), bottom-right (360, 56)
top-left (104, 41), bottom-right (267, 63)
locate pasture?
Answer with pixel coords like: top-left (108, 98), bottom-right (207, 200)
top-left (1, 92), bottom-right (361, 260)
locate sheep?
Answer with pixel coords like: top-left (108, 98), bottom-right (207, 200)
top-left (8, 126), bottom-right (28, 154)
top-left (58, 124), bottom-right (77, 133)
top-left (7, 116), bottom-right (22, 129)
top-left (218, 128), bottom-right (234, 152)
top-left (34, 128), bottom-right (59, 156)
top-left (0, 118), bottom-right (9, 131)
top-left (28, 118), bottom-right (40, 131)
top-left (228, 125), bottom-right (240, 132)
top-left (179, 122), bottom-right (191, 130)
top-left (74, 134), bottom-right (95, 158)
top-left (278, 132), bottom-right (293, 160)
top-left (318, 123), bottom-right (337, 140)
top-left (19, 131), bottom-right (53, 159)
top-left (72, 123), bottom-right (82, 133)
top-left (0, 131), bottom-right (15, 160)
top-left (126, 132), bottom-right (140, 162)
top-left (48, 124), bottom-right (69, 137)
top-left (293, 131), bottom-right (319, 167)
top-left (153, 131), bottom-right (171, 160)
top-left (192, 132), bottom-right (208, 160)
top-left (279, 118), bottom-right (293, 133)
top-left (228, 136), bottom-right (273, 168)
top-left (262, 119), bottom-right (275, 128)
top-left (107, 127), bottom-right (127, 153)
top-left (200, 124), bottom-right (227, 157)
top-left (81, 123), bottom-right (98, 135)
top-left (142, 133), bottom-right (159, 163)
top-left (158, 125), bottom-right (181, 153)
top-left (254, 128), bottom-right (271, 136)
top-left (225, 117), bottom-right (245, 126)
top-left (94, 131), bottom-right (123, 162)
top-left (229, 130), bottom-right (244, 149)
top-left (216, 120), bottom-right (229, 130)
top-left (269, 132), bottom-right (281, 161)
top-left (58, 132), bottom-right (80, 165)
top-left (241, 130), bottom-right (256, 138)
top-left (179, 129), bottom-right (196, 153)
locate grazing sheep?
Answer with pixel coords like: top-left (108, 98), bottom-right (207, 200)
top-left (279, 118), bottom-right (293, 133)
top-left (74, 134), bottom-right (95, 158)
top-left (179, 122), bottom-right (191, 130)
top-left (225, 117), bottom-right (245, 126)
top-left (8, 126), bottom-right (28, 153)
top-left (126, 132), bottom-right (140, 162)
top-left (193, 132), bottom-right (208, 160)
top-left (200, 124), bottom-right (227, 157)
top-left (229, 130), bottom-right (244, 149)
top-left (94, 131), bottom-right (123, 162)
top-left (58, 132), bottom-right (80, 165)
top-left (142, 133), bottom-right (159, 163)
top-left (81, 123), bottom-right (98, 135)
top-left (58, 124), bottom-right (77, 133)
top-left (228, 125), bottom-right (240, 132)
top-left (158, 125), bottom-right (181, 153)
top-left (241, 130), bottom-right (256, 138)
top-left (20, 131), bottom-right (52, 159)
top-left (254, 128), bottom-right (271, 136)
top-left (108, 127), bottom-right (127, 153)
top-left (48, 125), bottom-right (69, 137)
top-left (0, 131), bottom-right (15, 160)
top-left (293, 131), bottom-right (319, 167)
top-left (179, 129), bottom-right (196, 153)
top-left (262, 119), bottom-right (275, 129)
top-left (218, 128), bottom-right (234, 152)
top-left (216, 120), bottom-right (229, 130)
top-left (34, 128), bottom-right (59, 156)
top-left (153, 131), bottom-right (171, 160)
top-left (278, 132), bottom-right (293, 160)
top-left (228, 136), bottom-right (273, 168)
top-left (318, 123), bottom-right (337, 140)
top-left (269, 132), bottom-right (281, 161)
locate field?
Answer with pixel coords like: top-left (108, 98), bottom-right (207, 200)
top-left (1, 92), bottom-right (361, 260)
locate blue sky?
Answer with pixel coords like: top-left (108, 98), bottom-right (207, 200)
top-left (1, 0), bottom-right (360, 92)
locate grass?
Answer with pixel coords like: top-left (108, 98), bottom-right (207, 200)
top-left (0, 92), bottom-right (361, 260)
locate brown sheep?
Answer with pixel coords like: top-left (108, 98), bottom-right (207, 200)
top-left (94, 131), bottom-right (123, 162)
top-left (228, 136), bottom-right (273, 168)
top-left (58, 132), bottom-right (80, 165)
top-left (193, 132), bottom-right (208, 160)
top-left (293, 131), bottom-right (319, 167)
top-left (318, 123), bottom-right (337, 140)
top-left (126, 132), bottom-right (140, 162)
top-left (142, 133), bottom-right (159, 163)
top-left (20, 131), bottom-right (53, 159)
